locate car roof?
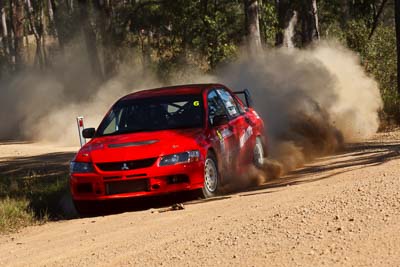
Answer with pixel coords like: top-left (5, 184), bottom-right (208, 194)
top-left (120, 83), bottom-right (226, 101)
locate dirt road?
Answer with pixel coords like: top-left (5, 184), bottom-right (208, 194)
top-left (0, 131), bottom-right (399, 267)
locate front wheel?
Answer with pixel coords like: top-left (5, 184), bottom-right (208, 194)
top-left (201, 152), bottom-right (220, 198)
top-left (73, 200), bottom-right (100, 217)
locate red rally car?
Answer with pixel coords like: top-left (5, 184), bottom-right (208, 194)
top-left (70, 84), bottom-right (267, 211)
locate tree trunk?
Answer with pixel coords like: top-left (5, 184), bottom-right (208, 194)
top-left (47, 0), bottom-right (54, 22)
top-left (40, 0), bottom-right (48, 67)
top-left (0, 1), bottom-right (11, 60)
top-left (310, 0), bottom-right (319, 40)
top-left (395, 0), bottom-right (400, 95)
top-left (25, 0), bottom-right (45, 69)
top-left (50, 0), bottom-right (65, 50)
top-left (10, 0), bottom-right (24, 70)
top-left (200, 0), bottom-right (209, 60)
top-left (47, 0), bottom-right (58, 38)
top-left (301, 0), bottom-right (320, 45)
top-left (244, 0), bottom-right (262, 54)
top-left (368, 0), bottom-right (388, 39)
top-left (78, 0), bottom-right (104, 81)
top-left (275, 0), bottom-right (291, 46)
top-left (68, 0), bottom-right (73, 13)
top-left (138, 29), bottom-right (151, 69)
top-left (8, 0), bottom-right (15, 67)
top-left (283, 10), bottom-right (297, 49)
top-left (339, 0), bottom-right (349, 30)
top-left (95, 0), bottom-right (117, 79)
top-left (24, 24), bottom-right (29, 61)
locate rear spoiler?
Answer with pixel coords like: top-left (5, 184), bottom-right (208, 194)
top-left (234, 88), bottom-right (253, 108)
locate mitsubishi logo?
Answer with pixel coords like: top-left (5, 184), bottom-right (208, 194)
top-left (121, 163), bottom-right (129, 170)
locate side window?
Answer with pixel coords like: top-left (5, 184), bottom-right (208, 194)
top-left (233, 96), bottom-right (246, 114)
top-left (216, 89), bottom-right (240, 117)
top-left (207, 90), bottom-right (227, 125)
top-left (103, 109), bottom-right (123, 135)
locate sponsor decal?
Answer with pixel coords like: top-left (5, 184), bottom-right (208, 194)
top-left (252, 110), bottom-right (260, 119)
top-left (216, 130), bottom-right (225, 152)
top-left (220, 128), bottom-right (233, 138)
top-left (193, 101), bottom-right (200, 107)
top-left (226, 105), bottom-right (238, 116)
top-left (239, 126), bottom-right (253, 148)
top-left (216, 128), bottom-right (234, 153)
top-left (216, 130), bottom-right (223, 140)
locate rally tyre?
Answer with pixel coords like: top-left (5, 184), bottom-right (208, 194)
top-left (201, 152), bottom-right (220, 198)
top-left (73, 200), bottom-right (99, 217)
top-left (253, 137), bottom-right (265, 169)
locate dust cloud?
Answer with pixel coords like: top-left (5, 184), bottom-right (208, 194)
top-left (0, 41), bottom-right (382, 182)
top-left (216, 41), bottom-right (382, 182)
top-left (0, 47), bottom-right (161, 144)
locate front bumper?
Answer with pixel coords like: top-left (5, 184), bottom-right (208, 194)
top-left (70, 161), bottom-right (204, 201)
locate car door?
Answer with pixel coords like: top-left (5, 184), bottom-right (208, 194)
top-left (216, 88), bottom-right (255, 168)
top-left (207, 90), bottom-right (237, 172)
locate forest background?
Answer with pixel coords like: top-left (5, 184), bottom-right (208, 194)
top-left (0, 0), bottom-right (399, 125)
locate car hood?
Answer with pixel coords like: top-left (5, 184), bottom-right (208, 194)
top-left (76, 128), bottom-right (205, 163)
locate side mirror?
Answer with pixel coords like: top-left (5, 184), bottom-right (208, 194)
top-left (212, 115), bottom-right (229, 126)
top-left (82, 128), bottom-right (96, 139)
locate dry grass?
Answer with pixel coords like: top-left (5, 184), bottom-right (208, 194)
top-left (0, 174), bottom-right (74, 234)
top-left (0, 197), bottom-right (36, 233)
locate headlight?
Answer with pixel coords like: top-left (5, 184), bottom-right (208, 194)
top-left (159, 150), bottom-right (200, 166)
top-left (70, 161), bottom-right (94, 173)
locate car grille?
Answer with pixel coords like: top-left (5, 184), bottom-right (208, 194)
top-left (105, 179), bottom-right (149, 195)
top-left (96, 158), bottom-right (157, 172)
top-left (103, 174), bottom-right (147, 180)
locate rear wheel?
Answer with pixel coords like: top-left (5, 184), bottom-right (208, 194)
top-left (201, 152), bottom-right (220, 198)
top-left (253, 137), bottom-right (265, 168)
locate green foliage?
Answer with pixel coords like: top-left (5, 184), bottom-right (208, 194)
top-left (344, 21), bottom-right (398, 122)
top-left (318, 1), bottom-right (399, 123)
top-left (259, 1), bottom-right (279, 47)
top-left (52, 1), bottom-right (81, 44)
top-left (344, 20), bottom-right (371, 56)
top-left (365, 26), bottom-right (399, 122)
top-left (130, 0), bottom-right (243, 73)
top-left (201, 10), bottom-right (240, 69)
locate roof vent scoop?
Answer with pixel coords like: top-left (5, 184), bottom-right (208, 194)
top-left (108, 140), bottom-right (159, 149)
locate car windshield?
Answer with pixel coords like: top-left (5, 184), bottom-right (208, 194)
top-left (96, 94), bottom-right (204, 136)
